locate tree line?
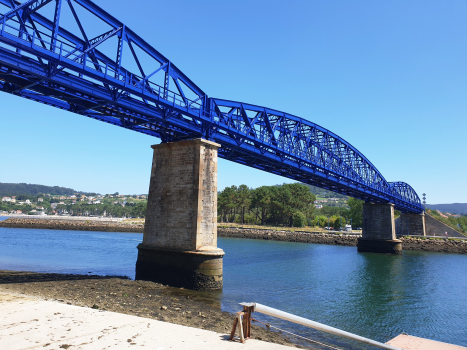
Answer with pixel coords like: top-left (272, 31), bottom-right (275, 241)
top-left (55, 202), bottom-right (147, 218)
top-left (218, 183), bottom-right (364, 228)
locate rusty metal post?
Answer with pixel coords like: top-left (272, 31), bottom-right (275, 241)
top-left (242, 305), bottom-right (254, 339)
top-left (229, 311), bottom-right (245, 343)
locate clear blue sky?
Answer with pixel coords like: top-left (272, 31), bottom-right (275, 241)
top-left (0, 0), bottom-right (466, 204)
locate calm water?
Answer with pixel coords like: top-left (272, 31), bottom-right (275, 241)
top-left (1, 222), bottom-right (466, 349)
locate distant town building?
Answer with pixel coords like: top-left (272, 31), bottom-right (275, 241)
top-left (2, 197), bottom-right (11, 202)
top-left (38, 198), bottom-right (44, 202)
top-left (436, 210), bottom-right (448, 218)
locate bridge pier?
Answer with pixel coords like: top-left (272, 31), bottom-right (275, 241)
top-left (357, 203), bottom-right (402, 254)
top-left (398, 212), bottom-right (426, 236)
top-left (136, 139), bottom-right (224, 291)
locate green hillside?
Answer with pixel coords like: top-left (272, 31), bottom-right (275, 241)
top-left (0, 182), bottom-right (97, 197)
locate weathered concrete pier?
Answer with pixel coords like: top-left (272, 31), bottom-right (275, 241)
top-left (399, 212), bottom-right (426, 236)
top-left (136, 139), bottom-right (224, 291)
top-left (357, 203), bottom-right (402, 254)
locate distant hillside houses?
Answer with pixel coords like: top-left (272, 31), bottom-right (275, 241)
top-left (435, 210), bottom-right (461, 218)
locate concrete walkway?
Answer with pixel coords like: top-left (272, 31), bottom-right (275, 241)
top-left (387, 334), bottom-right (467, 350)
top-left (0, 292), bottom-right (295, 350)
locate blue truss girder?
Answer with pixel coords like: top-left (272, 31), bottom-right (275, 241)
top-left (0, 0), bottom-right (423, 214)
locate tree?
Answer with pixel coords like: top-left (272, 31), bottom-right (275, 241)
top-left (217, 186), bottom-right (238, 223)
top-left (236, 185), bottom-right (251, 224)
top-left (313, 215), bottom-right (328, 227)
top-left (293, 212), bottom-right (306, 227)
top-left (347, 197), bottom-right (364, 228)
top-left (250, 186), bottom-right (272, 225)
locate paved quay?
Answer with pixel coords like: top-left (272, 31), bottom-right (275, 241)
top-left (0, 292), bottom-right (296, 350)
top-left (387, 334), bottom-right (467, 350)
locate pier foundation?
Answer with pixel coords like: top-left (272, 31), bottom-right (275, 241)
top-left (357, 203), bottom-right (402, 254)
top-left (136, 139), bottom-right (224, 291)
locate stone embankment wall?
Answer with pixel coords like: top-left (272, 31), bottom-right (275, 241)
top-left (1, 218), bottom-right (466, 254)
top-left (425, 214), bottom-right (467, 238)
top-left (395, 214), bottom-right (466, 238)
top-left (218, 227), bottom-right (359, 246)
top-left (401, 236), bottom-right (467, 254)
top-left (217, 228), bottom-right (467, 254)
top-left (0, 218), bottom-right (144, 233)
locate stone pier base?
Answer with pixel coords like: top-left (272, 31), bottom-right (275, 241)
top-left (357, 203), bottom-right (402, 254)
top-left (136, 139), bottom-right (224, 291)
top-left (136, 245), bottom-right (224, 291)
top-left (357, 238), bottom-right (402, 254)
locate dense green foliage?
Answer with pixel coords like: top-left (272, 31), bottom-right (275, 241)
top-left (218, 183), bottom-right (316, 227)
top-left (301, 184), bottom-right (347, 199)
top-left (0, 182), bottom-right (96, 197)
top-left (54, 201), bottom-right (147, 218)
top-left (310, 198), bottom-right (364, 229)
top-left (218, 182), bottom-right (365, 229)
top-left (292, 212), bottom-right (306, 227)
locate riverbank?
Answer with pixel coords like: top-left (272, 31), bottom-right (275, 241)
top-left (0, 217), bottom-right (143, 232)
top-left (0, 270), bottom-right (303, 348)
top-left (219, 227), bottom-right (467, 254)
top-left (2, 218), bottom-right (467, 254)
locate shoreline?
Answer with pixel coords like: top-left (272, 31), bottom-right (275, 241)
top-left (0, 270), bottom-right (304, 348)
top-left (1, 218), bottom-right (467, 254)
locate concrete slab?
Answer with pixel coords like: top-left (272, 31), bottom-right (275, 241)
top-left (0, 292), bottom-right (295, 350)
top-left (387, 334), bottom-right (467, 350)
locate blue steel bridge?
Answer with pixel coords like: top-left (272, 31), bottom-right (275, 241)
top-left (0, 0), bottom-right (422, 214)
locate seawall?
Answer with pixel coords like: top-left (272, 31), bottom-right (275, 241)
top-left (1, 218), bottom-right (467, 254)
top-left (0, 218), bottom-right (143, 233)
top-left (218, 227), bottom-right (359, 246)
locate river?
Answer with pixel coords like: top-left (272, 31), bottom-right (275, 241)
top-left (0, 221), bottom-right (466, 349)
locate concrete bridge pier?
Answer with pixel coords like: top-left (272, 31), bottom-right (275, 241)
top-left (398, 212), bottom-right (426, 236)
top-left (135, 139), bottom-right (224, 291)
top-left (357, 203), bottom-right (402, 254)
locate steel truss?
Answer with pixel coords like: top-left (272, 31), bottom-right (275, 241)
top-left (0, 0), bottom-right (422, 213)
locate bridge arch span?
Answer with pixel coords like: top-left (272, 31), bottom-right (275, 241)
top-left (0, 0), bottom-right (423, 213)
